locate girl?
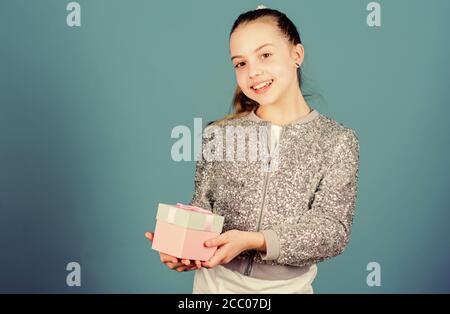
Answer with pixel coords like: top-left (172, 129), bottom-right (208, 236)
top-left (145, 5), bottom-right (360, 294)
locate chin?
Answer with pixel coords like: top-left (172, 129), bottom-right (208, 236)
top-left (255, 100), bottom-right (270, 107)
top-left (256, 96), bottom-right (279, 107)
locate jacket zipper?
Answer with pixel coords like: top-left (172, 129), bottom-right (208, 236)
top-left (244, 159), bottom-right (271, 276)
top-left (244, 124), bottom-right (284, 277)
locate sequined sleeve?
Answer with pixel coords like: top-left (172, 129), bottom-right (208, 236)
top-left (269, 129), bottom-right (360, 267)
top-left (190, 125), bottom-right (216, 211)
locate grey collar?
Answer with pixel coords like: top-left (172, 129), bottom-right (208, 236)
top-left (244, 107), bottom-right (320, 127)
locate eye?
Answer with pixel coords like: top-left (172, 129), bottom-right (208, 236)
top-left (261, 52), bottom-right (272, 59)
top-left (234, 62), bottom-right (245, 69)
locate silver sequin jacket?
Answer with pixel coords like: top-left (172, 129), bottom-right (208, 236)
top-left (190, 108), bottom-right (360, 280)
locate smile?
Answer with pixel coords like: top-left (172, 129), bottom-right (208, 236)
top-left (251, 79), bottom-right (274, 94)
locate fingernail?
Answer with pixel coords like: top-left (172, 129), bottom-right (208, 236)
top-left (205, 241), bottom-right (210, 247)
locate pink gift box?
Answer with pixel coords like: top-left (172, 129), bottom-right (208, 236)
top-left (152, 203), bottom-right (224, 261)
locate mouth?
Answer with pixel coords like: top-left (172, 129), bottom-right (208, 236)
top-left (251, 79), bottom-right (274, 94)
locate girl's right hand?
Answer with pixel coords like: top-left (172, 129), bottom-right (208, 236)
top-left (144, 232), bottom-right (202, 272)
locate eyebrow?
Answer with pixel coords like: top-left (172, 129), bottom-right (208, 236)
top-left (231, 43), bottom-right (275, 61)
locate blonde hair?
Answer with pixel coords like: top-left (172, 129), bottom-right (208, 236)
top-left (212, 86), bottom-right (260, 126)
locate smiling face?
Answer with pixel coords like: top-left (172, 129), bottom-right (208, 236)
top-left (230, 20), bottom-right (304, 107)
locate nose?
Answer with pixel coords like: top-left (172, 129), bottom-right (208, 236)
top-left (248, 63), bottom-right (263, 79)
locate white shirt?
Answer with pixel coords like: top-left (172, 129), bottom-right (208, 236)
top-left (269, 124), bottom-right (283, 155)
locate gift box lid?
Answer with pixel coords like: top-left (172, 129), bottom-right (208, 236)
top-left (155, 203), bottom-right (224, 233)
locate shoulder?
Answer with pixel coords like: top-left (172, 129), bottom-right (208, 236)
top-left (312, 113), bottom-right (360, 167)
top-left (314, 112), bottom-right (359, 148)
top-left (204, 113), bottom-right (253, 132)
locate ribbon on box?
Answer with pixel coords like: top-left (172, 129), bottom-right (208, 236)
top-left (166, 203), bottom-right (214, 232)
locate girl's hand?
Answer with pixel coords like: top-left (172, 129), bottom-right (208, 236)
top-left (201, 230), bottom-right (265, 268)
top-left (145, 232), bottom-right (202, 272)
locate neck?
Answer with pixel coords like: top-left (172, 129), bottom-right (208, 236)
top-left (255, 86), bottom-right (311, 126)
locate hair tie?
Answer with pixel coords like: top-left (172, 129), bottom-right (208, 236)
top-left (255, 4), bottom-right (268, 10)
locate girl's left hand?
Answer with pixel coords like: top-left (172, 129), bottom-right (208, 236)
top-left (201, 230), bottom-right (263, 268)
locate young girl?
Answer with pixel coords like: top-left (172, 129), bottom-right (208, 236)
top-left (145, 5), bottom-right (360, 294)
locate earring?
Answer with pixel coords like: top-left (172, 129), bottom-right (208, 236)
top-left (295, 62), bottom-right (300, 68)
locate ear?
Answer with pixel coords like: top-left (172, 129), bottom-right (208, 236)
top-left (291, 43), bottom-right (305, 67)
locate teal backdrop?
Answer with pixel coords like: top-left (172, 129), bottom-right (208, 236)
top-left (1, 0), bottom-right (449, 293)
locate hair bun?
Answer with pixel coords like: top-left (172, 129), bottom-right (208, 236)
top-left (255, 4), bottom-right (268, 10)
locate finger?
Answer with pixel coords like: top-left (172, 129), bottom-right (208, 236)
top-left (202, 249), bottom-right (226, 268)
top-left (204, 234), bottom-right (228, 248)
top-left (160, 253), bottom-right (179, 264)
top-left (180, 265), bottom-right (197, 272)
top-left (166, 262), bottom-right (183, 269)
top-left (175, 266), bottom-right (188, 272)
top-left (144, 232), bottom-right (154, 241)
top-left (181, 259), bottom-right (191, 266)
top-left (195, 260), bottom-right (202, 269)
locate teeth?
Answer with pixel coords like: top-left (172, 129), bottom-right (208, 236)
top-left (253, 80), bottom-right (273, 90)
